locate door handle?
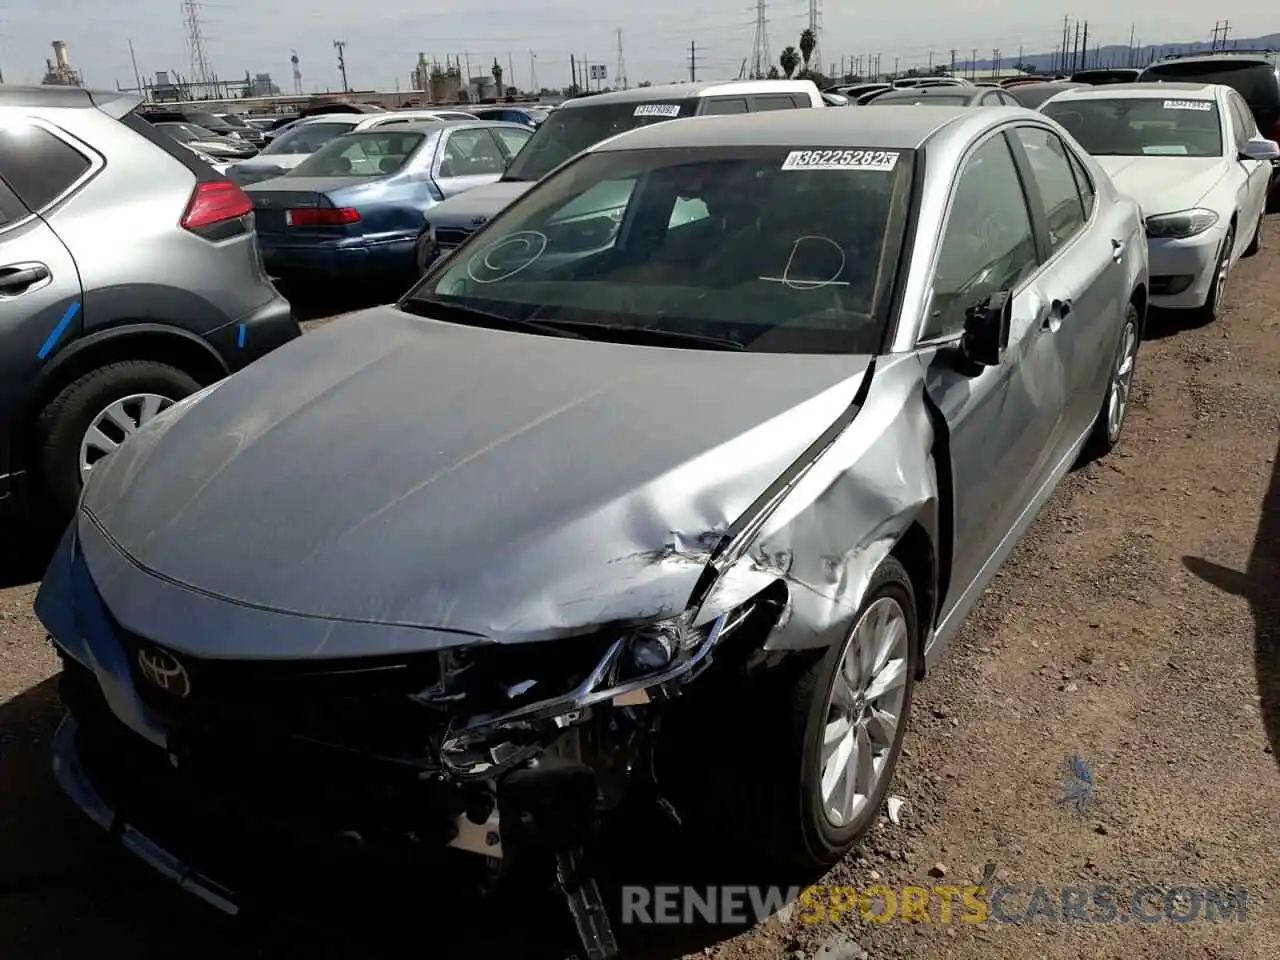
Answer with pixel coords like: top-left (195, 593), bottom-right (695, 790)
top-left (1110, 239), bottom-right (1124, 262)
top-left (0, 262), bottom-right (52, 296)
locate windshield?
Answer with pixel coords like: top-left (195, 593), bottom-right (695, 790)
top-left (290, 131), bottom-right (426, 177)
top-left (218, 114), bottom-right (250, 127)
top-left (265, 121), bottom-right (357, 155)
top-left (188, 111), bottom-right (230, 130)
top-left (1043, 98), bottom-right (1223, 157)
top-left (409, 145), bottom-right (914, 354)
top-left (502, 99), bottom-right (697, 182)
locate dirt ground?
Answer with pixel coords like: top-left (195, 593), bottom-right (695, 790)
top-left (1, 222), bottom-right (1277, 959)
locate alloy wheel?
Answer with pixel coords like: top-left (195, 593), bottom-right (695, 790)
top-left (78, 393), bottom-right (174, 483)
top-left (1106, 318), bottom-right (1138, 443)
top-left (818, 596), bottom-right (911, 828)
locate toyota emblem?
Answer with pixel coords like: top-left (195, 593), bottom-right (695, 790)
top-left (471, 215), bottom-right (488, 226)
top-left (137, 646), bottom-right (191, 698)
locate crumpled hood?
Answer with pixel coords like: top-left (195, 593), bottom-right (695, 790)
top-left (1095, 156), bottom-right (1227, 215)
top-left (427, 180), bottom-right (533, 227)
top-left (79, 307), bottom-right (870, 657)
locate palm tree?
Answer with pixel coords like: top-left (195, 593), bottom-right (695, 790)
top-left (799, 29), bottom-right (816, 72)
top-left (780, 46), bottom-right (800, 78)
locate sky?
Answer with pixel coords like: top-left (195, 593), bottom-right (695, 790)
top-left (0, 1), bottom-right (1275, 94)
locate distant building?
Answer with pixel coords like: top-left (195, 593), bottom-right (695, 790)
top-left (42, 40), bottom-right (83, 86)
top-left (246, 73), bottom-right (280, 97)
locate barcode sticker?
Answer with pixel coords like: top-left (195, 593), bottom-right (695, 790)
top-left (780, 149), bottom-right (901, 171)
top-left (1163, 99), bottom-right (1213, 111)
top-left (634, 103), bottom-right (682, 117)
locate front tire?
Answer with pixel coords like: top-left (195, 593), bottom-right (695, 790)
top-left (1243, 211), bottom-right (1263, 258)
top-left (1081, 302), bottom-right (1140, 463)
top-left (1195, 223), bottom-right (1235, 322)
top-left (700, 558), bottom-right (920, 871)
top-left (35, 360), bottom-right (200, 525)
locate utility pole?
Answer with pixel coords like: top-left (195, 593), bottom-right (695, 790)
top-left (333, 39), bottom-right (348, 91)
top-left (893, 56), bottom-right (899, 77)
top-left (950, 49), bottom-right (957, 76)
top-left (992, 49), bottom-right (1001, 79)
top-left (807, 0), bottom-right (822, 77)
top-left (128, 39), bottom-right (144, 93)
top-left (529, 50), bottom-right (538, 93)
top-left (1071, 21), bottom-right (1081, 73)
top-left (750, 0), bottom-right (771, 80)
top-left (1127, 25), bottom-right (1135, 67)
top-left (1080, 22), bottom-right (1089, 71)
top-left (1017, 45), bottom-right (1023, 70)
top-left (569, 53), bottom-right (576, 92)
top-left (970, 48), bottom-right (977, 81)
top-left (508, 51), bottom-right (516, 93)
top-left (928, 49), bottom-right (934, 71)
top-left (1220, 21), bottom-right (1232, 52)
top-left (1060, 15), bottom-right (1071, 74)
top-left (616, 28), bottom-right (628, 89)
top-left (688, 40), bottom-right (701, 82)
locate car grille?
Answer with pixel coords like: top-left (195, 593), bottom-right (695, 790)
top-left (108, 617), bottom-right (442, 760)
top-left (435, 228), bottom-right (473, 248)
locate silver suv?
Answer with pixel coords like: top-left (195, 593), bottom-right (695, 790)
top-left (0, 85), bottom-right (299, 527)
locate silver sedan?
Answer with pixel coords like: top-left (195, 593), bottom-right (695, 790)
top-left (39, 104), bottom-right (1148, 958)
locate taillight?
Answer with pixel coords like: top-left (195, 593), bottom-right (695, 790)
top-left (285, 207), bottom-right (361, 227)
top-left (181, 180), bottom-right (253, 235)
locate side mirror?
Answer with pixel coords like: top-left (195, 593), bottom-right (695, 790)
top-left (1240, 137), bottom-right (1280, 162)
top-left (953, 290), bottom-right (1012, 376)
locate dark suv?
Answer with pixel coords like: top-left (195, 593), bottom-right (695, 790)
top-left (0, 86), bottom-right (299, 527)
top-left (1138, 53), bottom-right (1280, 202)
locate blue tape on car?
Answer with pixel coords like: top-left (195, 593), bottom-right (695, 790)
top-left (237, 323), bottom-right (246, 348)
top-left (37, 301), bottom-right (81, 360)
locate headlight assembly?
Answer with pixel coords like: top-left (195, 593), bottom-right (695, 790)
top-left (1144, 208), bottom-right (1219, 239)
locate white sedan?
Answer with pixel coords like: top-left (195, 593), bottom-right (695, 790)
top-left (1042, 81), bottom-right (1278, 321)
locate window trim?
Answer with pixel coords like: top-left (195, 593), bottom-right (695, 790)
top-left (914, 125), bottom-right (1042, 346)
top-left (0, 116), bottom-right (103, 226)
top-left (1006, 123), bottom-right (1094, 267)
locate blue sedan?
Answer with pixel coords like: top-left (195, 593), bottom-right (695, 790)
top-left (246, 120), bottom-right (532, 282)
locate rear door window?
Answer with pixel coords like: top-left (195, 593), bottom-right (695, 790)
top-left (439, 128), bottom-right (508, 177)
top-left (0, 122), bottom-right (93, 211)
top-left (702, 97), bottom-right (749, 115)
top-left (749, 94), bottom-right (807, 110)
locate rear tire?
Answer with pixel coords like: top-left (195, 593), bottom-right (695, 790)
top-left (414, 229), bottom-right (437, 276)
top-left (35, 360), bottom-right (200, 526)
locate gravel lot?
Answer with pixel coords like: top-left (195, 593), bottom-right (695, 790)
top-left (2, 224), bottom-right (1277, 959)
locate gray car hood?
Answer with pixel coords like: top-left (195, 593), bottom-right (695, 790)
top-left (427, 180), bottom-right (534, 227)
top-left (79, 307), bottom-right (870, 658)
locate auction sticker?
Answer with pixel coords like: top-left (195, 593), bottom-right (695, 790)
top-left (1162, 99), bottom-right (1212, 111)
top-left (780, 149), bottom-right (900, 171)
top-left (634, 103), bottom-right (682, 117)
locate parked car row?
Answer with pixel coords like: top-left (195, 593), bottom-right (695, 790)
top-left (32, 81), bottom-right (1164, 960)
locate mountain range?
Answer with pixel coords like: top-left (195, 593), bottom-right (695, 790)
top-left (959, 33), bottom-right (1280, 73)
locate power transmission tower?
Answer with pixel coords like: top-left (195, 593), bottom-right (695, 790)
top-left (949, 48), bottom-right (957, 75)
top-left (688, 40), bottom-right (702, 82)
top-left (181, 1), bottom-right (213, 85)
top-left (333, 39), bottom-right (348, 91)
top-left (290, 50), bottom-right (303, 94)
top-left (806, 0), bottom-right (822, 74)
top-left (615, 28), bottom-right (628, 89)
top-left (750, 0), bottom-right (771, 79)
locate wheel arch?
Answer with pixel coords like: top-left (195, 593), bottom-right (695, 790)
top-left (14, 323), bottom-right (228, 476)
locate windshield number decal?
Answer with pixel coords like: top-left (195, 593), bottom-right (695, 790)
top-left (1162, 100), bottom-right (1212, 111)
top-left (634, 103), bottom-right (682, 117)
top-left (781, 149), bottom-right (900, 171)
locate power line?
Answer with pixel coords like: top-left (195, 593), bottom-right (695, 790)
top-left (750, 0), bottom-right (771, 79)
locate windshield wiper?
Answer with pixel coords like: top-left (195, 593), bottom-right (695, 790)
top-left (535, 320), bottom-right (748, 351)
top-left (400, 298), bottom-right (588, 340)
